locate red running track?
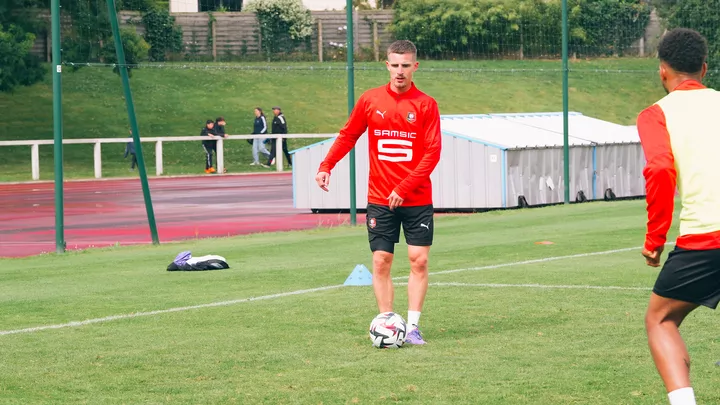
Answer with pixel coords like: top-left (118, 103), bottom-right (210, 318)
top-left (0, 173), bottom-right (354, 258)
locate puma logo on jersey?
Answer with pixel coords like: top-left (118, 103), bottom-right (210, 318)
top-left (420, 223), bottom-right (429, 230)
top-left (376, 110), bottom-right (386, 119)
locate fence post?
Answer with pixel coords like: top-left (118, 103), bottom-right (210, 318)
top-left (107, 0), bottom-right (160, 244)
top-left (318, 20), bottom-right (323, 62)
top-left (639, 36), bottom-right (645, 57)
top-left (276, 135), bottom-right (284, 172)
top-left (94, 142), bottom-right (102, 179)
top-left (212, 18), bottom-right (217, 62)
top-left (257, 18), bottom-right (262, 57)
top-left (46, 30), bottom-right (51, 63)
top-left (31, 143), bottom-right (40, 180)
top-left (353, 9), bottom-right (359, 52)
top-left (373, 21), bottom-right (379, 62)
top-left (562, 0), bottom-right (570, 205)
top-left (217, 138), bottom-right (224, 174)
top-left (346, 0), bottom-right (357, 226)
top-left (51, 0), bottom-right (65, 253)
top-left (156, 140), bottom-right (163, 176)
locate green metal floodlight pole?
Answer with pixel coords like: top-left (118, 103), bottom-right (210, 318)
top-left (51, 0), bottom-right (65, 254)
top-left (106, 0), bottom-right (160, 244)
top-left (561, 0), bottom-right (570, 205)
top-left (346, 0), bottom-right (357, 225)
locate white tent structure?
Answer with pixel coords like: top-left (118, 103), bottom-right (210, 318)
top-left (290, 112), bottom-right (645, 212)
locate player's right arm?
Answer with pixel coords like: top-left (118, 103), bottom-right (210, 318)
top-left (316, 94), bottom-right (369, 190)
top-left (637, 104), bottom-right (677, 258)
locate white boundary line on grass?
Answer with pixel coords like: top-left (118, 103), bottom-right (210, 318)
top-left (396, 282), bottom-right (651, 291)
top-left (0, 243), bottom-right (671, 337)
top-left (393, 242), bottom-right (675, 280)
top-left (0, 285), bottom-right (345, 336)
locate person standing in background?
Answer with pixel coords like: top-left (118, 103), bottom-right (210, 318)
top-left (213, 116), bottom-right (228, 173)
top-left (201, 119), bottom-right (218, 174)
top-left (215, 117), bottom-right (227, 138)
top-left (123, 130), bottom-right (137, 170)
top-left (251, 108), bottom-right (271, 167)
top-left (267, 106), bottom-right (292, 168)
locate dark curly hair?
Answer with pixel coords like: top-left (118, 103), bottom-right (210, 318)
top-left (658, 28), bottom-right (708, 75)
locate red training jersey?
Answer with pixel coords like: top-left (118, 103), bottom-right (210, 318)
top-left (318, 82), bottom-right (442, 207)
top-left (637, 79), bottom-right (720, 251)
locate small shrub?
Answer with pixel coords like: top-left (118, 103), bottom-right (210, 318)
top-left (101, 28), bottom-right (151, 77)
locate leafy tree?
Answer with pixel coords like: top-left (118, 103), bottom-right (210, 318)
top-left (569, 0), bottom-right (651, 56)
top-left (0, 23), bottom-right (45, 92)
top-left (390, 0), bottom-right (522, 59)
top-left (657, 0), bottom-right (720, 89)
top-left (244, 0), bottom-right (314, 58)
top-left (390, 0), bottom-right (650, 59)
top-left (141, 8), bottom-right (183, 61)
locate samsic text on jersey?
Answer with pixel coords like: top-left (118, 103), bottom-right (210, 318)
top-left (318, 82), bottom-right (442, 207)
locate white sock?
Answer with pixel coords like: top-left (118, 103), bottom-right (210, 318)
top-left (407, 311), bottom-right (421, 329)
top-left (668, 387), bottom-right (696, 405)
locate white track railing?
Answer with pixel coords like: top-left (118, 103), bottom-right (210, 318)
top-left (0, 134), bottom-right (334, 180)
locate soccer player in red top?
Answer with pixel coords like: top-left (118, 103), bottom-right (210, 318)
top-left (315, 40), bottom-right (442, 345)
top-left (637, 28), bottom-right (720, 405)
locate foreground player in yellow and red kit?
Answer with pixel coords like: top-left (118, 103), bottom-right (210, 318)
top-left (637, 28), bottom-right (720, 405)
top-left (315, 40), bottom-right (442, 345)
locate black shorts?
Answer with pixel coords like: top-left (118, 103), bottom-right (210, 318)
top-left (366, 203), bottom-right (434, 254)
top-left (653, 246), bottom-right (720, 309)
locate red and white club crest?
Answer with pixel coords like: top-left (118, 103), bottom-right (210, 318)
top-left (369, 218), bottom-right (376, 228)
top-left (406, 112), bottom-right (416, 123)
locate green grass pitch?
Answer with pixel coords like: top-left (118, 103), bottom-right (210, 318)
top-left (1, 199), bottom-right (718, 404)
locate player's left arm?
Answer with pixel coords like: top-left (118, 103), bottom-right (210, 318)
top-left (394, 99), bottom-right (442, 198)
top-left (637, 104), bottom-right (676, 259)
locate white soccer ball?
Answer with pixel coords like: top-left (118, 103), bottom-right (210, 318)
top-left (369, 312), bottom-right (407, 349)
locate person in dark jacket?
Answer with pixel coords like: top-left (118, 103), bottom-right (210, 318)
top-left (267, 106), bottom-right (292, 167)
top-left (214, 116), bottom-right (229, 173)
top-left (215, 116), bottom-right (227, 137)
top-left (201, 119), bottom-right (219, 173)
top-left (123, 130), bottom-right (138, 170)
top-left (251, 107), bottom-right (271, 166)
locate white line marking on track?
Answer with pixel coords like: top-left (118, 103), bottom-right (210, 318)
top-left (0, 242), bottom-right (672, 337)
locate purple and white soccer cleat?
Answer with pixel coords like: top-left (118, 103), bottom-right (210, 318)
top-left (404, 327), bottom-right (426, 345)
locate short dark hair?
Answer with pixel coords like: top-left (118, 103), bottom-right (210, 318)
top-left (658, 28), bottom-right (707, 74)
top-left (216, 116), bottom-right (225, 122)
top-left (387, 40), bottom-right (417, 57)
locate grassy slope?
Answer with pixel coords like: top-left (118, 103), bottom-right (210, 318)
top-left (0, 58), bottom-right (665, 181)
top-left (1, 200), bottom-right (718, 404)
